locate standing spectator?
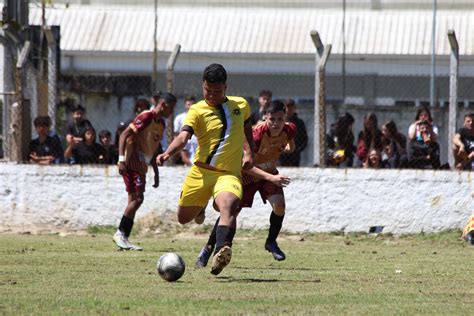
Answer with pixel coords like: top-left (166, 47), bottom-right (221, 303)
top-left (326, 112), bottom-right (355, 167)
top-left (279, 98), bottom-right (308, 166)
top-left (29, 116), bottom-right (63, 165)
top-left (113, 92), bottom-right (177, 251)
top-left (174, 96), bottom-right (197, 165)
top-left (65, 104), bottom-right (94, 146)
top-left (174, 96), bottom-right (196, 135)
top-left (355, 112), bottom-right (383, 167)
top-left (453, 113), bottom-right (474, 170)
top-left (64, 127), bottom-right (107, 165)
top-left (407, 120), bottom-right (440, 169)
top-left (250, 89), bottom-right (272, 126)
top-left (408, 106), bottom-right (439, 142)
top-left (381, 120), bottom-right (408, 168)
top-left (99, 129), bottom-right (118, 164)
top-left (134, 98), bottom-right (151, 117)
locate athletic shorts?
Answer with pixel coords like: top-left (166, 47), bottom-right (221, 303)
top-left (122, 170), bottom-right (146, 193)
top-left (241, 179), bottom-right (284, 208)
top-left (179, 165), bottom-right (242, 208)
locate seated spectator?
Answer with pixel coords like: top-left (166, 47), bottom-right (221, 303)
top-left (355, 113), bottom-right (383, 167)
top-left (64, 127), bottom-right (107, 165)
top-left (65, 104), bottom-right (94, 146)
top-left (408, 120), bottom-right (440, 169)
top-left (99, 129), bottom-right (118, 164)
top-left (408, 106), bottom-right (439, 142)
top-left (29, 116), bottom-right (63, 164)
top-left (381, 120), bottom-right (408, 168)
top-left (326, 112), bottom-right (355, 167)
top-left (363, 148), bottom-right (386, 169)
top-left (453, 113), bottom-right (474, 170)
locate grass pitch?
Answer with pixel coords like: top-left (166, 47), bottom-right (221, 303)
top-left (1, 229), bottom-right (473, 315)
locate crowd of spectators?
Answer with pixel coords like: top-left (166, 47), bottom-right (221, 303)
top-left (25, 93), bottom-right (474, 171)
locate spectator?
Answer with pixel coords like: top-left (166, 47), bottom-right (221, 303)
top-left (28, 116), bottom-right (63, 165)
top-left (363, 148), bottom-right (386, 169)
top-left (407, 120), bottom-right (440, 169)
top-left (355, 112), bottom-right (383, 167)
top-left (64, 126), bottom-right (107, 165)
top-left (65, 104), bottom-right (94, 147)
top-left (174, 96), bottom-right (196, 135)
top-left (381, 120), bottom-right (408, 168)
top-left (408, 106), bottom-right (439, 142)
top-left (279, 98), bottom-right (308, 166)
top-left (134, 98), bottom-right (151, 117)
top-left (250, 89), bottom-right (272, 126)
top-left (453, 113), bottom-right (474, 170)
top-left (114, 121), bottom-right (128, 154)
top-left (174, 96), bottom-right (197, 165)
top-left (326, 112), bottom-right (355, 168)
top-left (99, 129), bottom-right (118, 164)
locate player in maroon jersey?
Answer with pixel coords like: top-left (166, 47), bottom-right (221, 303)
top-left (195, 100), bottom-right (296, 265)
top-left (113, 93), bottom-right (176, 250)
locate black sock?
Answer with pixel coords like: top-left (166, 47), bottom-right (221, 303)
top-left (206, 217), bottom-right (220, 249)
top-left (118, 215), bottom-right (134, 237)
top-left (267, 212), bottom-right (284, 243)
top-left (215, 225), bottom-right (236, 254)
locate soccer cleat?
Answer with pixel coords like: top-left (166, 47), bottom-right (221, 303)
top-left (194, 208), bottom-right (206, 224)
top-left (195, 244), bottom-right (213, 268)
top-left (210, 246), bottom-right (232, 275)
top-left (113, 231), bottom-right (143, 251)
top-left (265, 241), bottom-right (286, 261)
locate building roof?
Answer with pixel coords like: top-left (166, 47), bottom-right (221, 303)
top-left (30, 5), bottom-right (474, 57)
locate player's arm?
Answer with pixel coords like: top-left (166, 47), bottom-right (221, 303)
top-left (242, 118), bottom-right (254, 170)
top-left (156, 128), bottom-right (191, 166)
top-left (283, 139), bottom-right (296, 154)
top-left (244, 167), bottom-right (290, 188)
top-left (117, 126), bottom-right (134, 174)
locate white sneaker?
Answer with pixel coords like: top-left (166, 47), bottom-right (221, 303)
top-left (113, 231), bottom-right (143, 251)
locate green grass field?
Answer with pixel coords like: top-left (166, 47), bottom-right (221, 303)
top-left (1, 229), bottom-right (473, 315)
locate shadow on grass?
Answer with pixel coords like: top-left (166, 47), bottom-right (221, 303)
top-left (233, 266), bottom-right (320, 271)
top-left (215, 276), bottom-right (321, 283)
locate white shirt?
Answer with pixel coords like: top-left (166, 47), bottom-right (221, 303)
top-left (174, 112), bottom-right (187, 134)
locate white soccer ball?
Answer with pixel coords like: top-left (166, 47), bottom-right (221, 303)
top-left (156, 252), bottom-right (186, 282)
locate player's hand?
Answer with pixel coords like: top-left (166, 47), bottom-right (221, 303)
top-left (241, 152), bottom-right (254, 170)
top-left (269, 174), bottom-right (291, 187)
top-left (117, 162), bottom-right (126, 175)
top-left (156, 153), bottom-right (170, 166)
top-left (458, 145), bottom-right (466, 155)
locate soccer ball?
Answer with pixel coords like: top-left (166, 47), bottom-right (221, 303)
top-left (156, 252), bottom-right (185, 282)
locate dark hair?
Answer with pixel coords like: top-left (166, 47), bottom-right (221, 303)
top-left (465, 113), bottom-right (474, 120)
top-left (185, 95), bottom-right (196, 103)
top-left (266, 100), bottom-right (286, 114)
top-left (415, 106), bottom-right (433, 122)
top-left (161, 92), bottom-right (177, 105)
top-left (203, 63), bottom-right (227, 84)
top-left (99, 129), bottom-right (112, 139)
top-left (72, 104), bottom-right (86, 113)
top-left (334, 113), bottom-right (354, 143)
top-left (259, 90), bottom-right (272, 98)
top-left (134, 99), bottom-right (151, 113)
top-left (284, 98), bottom-right (296, 107)
top-left (82, 126), bottom-right (96, 140)
top-left (33, 116), bottom-right (52, 127)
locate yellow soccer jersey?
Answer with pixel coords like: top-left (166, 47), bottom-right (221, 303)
top-left (183, 96), bottom-right (250, 175)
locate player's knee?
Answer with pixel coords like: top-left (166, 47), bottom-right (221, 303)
top-left (273, 204), bottom-right (286, 216)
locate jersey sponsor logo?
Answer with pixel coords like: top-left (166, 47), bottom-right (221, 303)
top-left (232, 108), bottom-right (241, 116)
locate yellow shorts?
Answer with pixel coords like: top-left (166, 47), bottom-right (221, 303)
top-left (178, 165), bottom-right (242, 208)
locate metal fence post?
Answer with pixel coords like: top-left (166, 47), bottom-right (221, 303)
top-left (310, 30), bottom-right (331, 167)
top-left (447, 29), bottom-right (458, 169)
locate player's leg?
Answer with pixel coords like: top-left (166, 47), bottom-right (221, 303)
top-left (209, 174), bottom-right (242, 275)
top-left (264, 194), bottom-right (286, 261)
top-left (195, 217), bottom-right (220, 268)
top-left (114, 172), bottom-right (145, 250)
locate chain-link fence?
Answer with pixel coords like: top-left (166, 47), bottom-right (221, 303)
top-left (1, 0), bottom-right (473, 171)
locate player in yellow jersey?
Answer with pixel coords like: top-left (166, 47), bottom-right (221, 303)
top-left (113, 94), bottom-right (177, 251)
top-left (157, 64), bottom-right (254, 275)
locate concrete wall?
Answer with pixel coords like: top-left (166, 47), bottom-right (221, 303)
top-left (1, 163), bottom-right (472, 235)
